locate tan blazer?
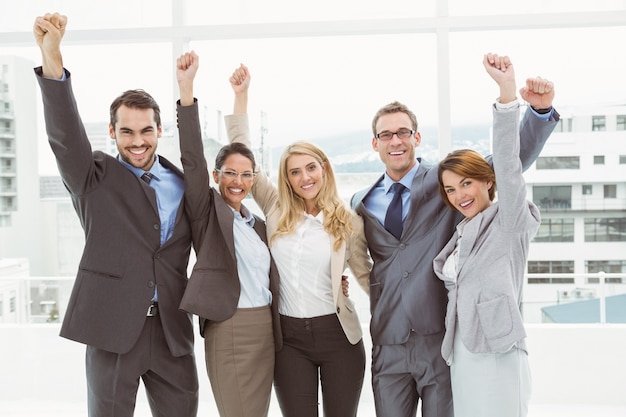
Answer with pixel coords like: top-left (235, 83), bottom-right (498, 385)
top-left (225, 114), bottom-right (372, 344)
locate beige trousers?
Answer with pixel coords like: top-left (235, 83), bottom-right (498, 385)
top-left (204, 305), bottom-right (274, 417)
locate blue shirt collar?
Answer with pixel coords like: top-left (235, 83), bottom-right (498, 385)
top-left (117, 154), bottom-right (161, 181)
top-left (383, 158), bottom-right (420, 194)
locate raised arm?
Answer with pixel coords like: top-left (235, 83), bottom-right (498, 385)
top-left (176, 51), bottom-right (213, 235)
top-left (33, 13), bottom-right (66, 79)
top-left (33, 13), bottom-right (98, 195)
top-left (483, 54), bottom-right (540, 231)
top-left (482, 53), bottom-right (558, 170)
top-left (518, 75), bottom-right (558, 169)
top-left (225, 64), bottom-right (278, 215)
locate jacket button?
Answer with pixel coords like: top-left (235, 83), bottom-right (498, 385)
top-left (153, 224), bottom-right (160, 230)
top-left (147, 281), bottom-right (155, 288)
top-left (337, 307), bottom-right (340, 314)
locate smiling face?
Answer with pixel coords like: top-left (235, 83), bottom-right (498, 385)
top-left (372, 112), bottom-right (421, 181)
top-left (212, 153), bottom-right (255, 212)
top-left (109, 105), bottom-right (161, 171)
top-left (285, 153), bottom-right (325, 210)
top-left (441, 170), bottom-right (493, 219)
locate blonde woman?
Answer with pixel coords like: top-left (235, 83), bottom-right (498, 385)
top-left (226, 64), bottom-right (372, 417)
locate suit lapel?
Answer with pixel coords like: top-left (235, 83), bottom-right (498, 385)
top-left (456, 213), bottom-right (484, 275)
top-left (214, 193), bottom-right (237, 262)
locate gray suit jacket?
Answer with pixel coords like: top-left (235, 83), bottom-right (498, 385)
top-left (177, 103), bottom-right (282, 350)
top-left (433, 104), bottom-right (540, 358)
top-left (36, 68), bottom-right (194, 356)
top-left (352, 107), bottom-right (558, 346)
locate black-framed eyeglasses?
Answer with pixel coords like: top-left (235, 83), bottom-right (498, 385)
top-left (376, 128), bottom-right (414, 141)
top-left (216, 169), bottom-right (256, 181)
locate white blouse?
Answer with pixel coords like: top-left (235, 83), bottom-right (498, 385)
top-left (270, 211), bottom-right (336, 318)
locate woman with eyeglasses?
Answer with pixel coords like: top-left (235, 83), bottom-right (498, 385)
top-left (433, 54), bottom-right (552, 417)
top-left (175, 52), bottom-right (281, 417)
top-left (225, 64), bottom-right (372, 417)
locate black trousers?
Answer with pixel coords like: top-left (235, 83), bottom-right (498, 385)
top-left (274, 313), bottom-right (365, 417)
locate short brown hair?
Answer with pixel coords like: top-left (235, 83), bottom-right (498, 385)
top-left (371, 101), bottom-right (418, 136)
top-left (109, 89), bottom-right (161, 127)
top-left (437, 149), bottom-right (496, 210)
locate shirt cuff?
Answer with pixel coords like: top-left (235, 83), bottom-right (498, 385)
top-left (494, 98), bottom-right (519, 110)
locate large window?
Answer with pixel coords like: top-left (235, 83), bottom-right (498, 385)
top-left (617, 115), bottom-right (626, 131)
top-left (536, 156), bottom-right (579, 169)
top-left (604, 184), bottom-right (617, 199)
top-left (586, 260), bottom-right (626, 284)
top-left (528, 260), bottom-right (575, 284)
top-left (585, 217), bottom-right (626, 242)
top-left (533, 186), bottom-right (572, 210)
top-left (533, 218), bottom-right (575, 242)
top-left (592, 115), bottom-right (606, 131)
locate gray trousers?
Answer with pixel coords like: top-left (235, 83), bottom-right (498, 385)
top-left (372, 331), bottom-right (453, 417)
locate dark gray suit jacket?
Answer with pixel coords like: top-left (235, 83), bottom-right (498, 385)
top-left (36, 68), bottom-right (194, 356)
top-left (352, 108), bottom-right (559, 346)
top-left (177, 103), bottom-right (282, 350)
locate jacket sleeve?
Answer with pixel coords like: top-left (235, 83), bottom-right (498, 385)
top-left (492, 103), bottom-right (541, 232)
top-left (519, 107), bottom-right (560, 171)
top-left (225, 113), bottom-right (279, 216)
top-left (178, 99), bottom-right (214, 249)
top-left (35, 68), bottom-right (100, 195)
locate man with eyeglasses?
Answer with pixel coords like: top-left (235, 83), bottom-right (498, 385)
top-left (351, 54), bottom-right (559, 417)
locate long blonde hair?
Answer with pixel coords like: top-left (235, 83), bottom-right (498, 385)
top-left (272, 141), bottom-right (354, 251)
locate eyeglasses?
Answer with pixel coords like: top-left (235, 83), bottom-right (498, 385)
top-left (216, 169), bottom-right (256, 181)
top-left (376, 128), bottom-right (414, 141)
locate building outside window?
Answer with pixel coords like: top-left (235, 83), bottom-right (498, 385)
top-left (582, 184), bottom-right (593, 195)
top-left (585, 217), bottom-right (626, 241)
top-left (536, 156), bottom-right (580, 169)
top-left (620, 155), bottom-right (626, 164)
top-left (604, 184), bottom-right (617, 198)
top-left (533, 185), bottom-right (572, 209)
top-left (594, 155), bottom-right (605, 165)
top-left (617, 115), bottom-right (626, 131)
top-left (556, 117), bottom-right (573, 133)
top-left (528, 260), bottom-right (575, 284)
top-left (586, 260), bottom-right (625, 283)
top-left (533, 218), bottom-right (575, 242)
top-left (592, 115), bottom-right (606, 131)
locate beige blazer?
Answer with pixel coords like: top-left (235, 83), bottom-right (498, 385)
top-left (225, 114), bottom-right (372, 344)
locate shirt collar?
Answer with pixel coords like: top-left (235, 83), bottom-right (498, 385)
top-left (230, 204), bottom-right (256, 227)
top-left (383, 158), bottom-right (420, 194)
top-left (118, 154), bottom-right (161, 181)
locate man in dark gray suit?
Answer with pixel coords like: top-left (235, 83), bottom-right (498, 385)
top-left (351, 60), bottom-right (559, 417)
top-left (33, 13), bottom-right (198, 417)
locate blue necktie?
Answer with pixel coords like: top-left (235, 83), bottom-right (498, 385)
top-left (384, 182), bottom-right (405, 240)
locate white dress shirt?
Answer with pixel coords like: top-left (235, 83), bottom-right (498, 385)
top-left (270, 211), bottom-right (335, 318)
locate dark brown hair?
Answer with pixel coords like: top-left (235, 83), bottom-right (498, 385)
top-left (109, 89), bottom-right (161, 127)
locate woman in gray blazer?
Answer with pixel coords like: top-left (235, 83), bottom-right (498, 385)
top-left (433, 54), bottom-right (551, 417)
